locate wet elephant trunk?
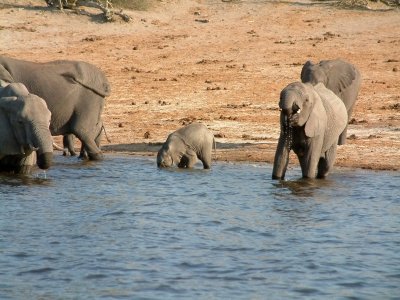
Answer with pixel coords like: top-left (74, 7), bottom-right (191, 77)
top-left (37, 152), bottom-right (53, 170)
top-left (272, 114), bottom-right (292, 180)
top-left (31, 125), bottom-right (54, 170)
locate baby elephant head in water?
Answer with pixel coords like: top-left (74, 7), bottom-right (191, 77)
top-left (157, 144), bottom-right (179, 168)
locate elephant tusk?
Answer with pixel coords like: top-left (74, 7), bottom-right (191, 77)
top-left (297, 109), bottom-right (301, 114)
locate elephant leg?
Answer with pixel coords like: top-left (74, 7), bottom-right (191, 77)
top-left (74, 132), bottom-right (103, 160)
top-left (186, 154), bottom-right (198, 168)
top-left (178, 156), bottom-right (189, 168)
top-left (299, 139), bottom-right (322, 179)
top-left (79, 142), bottom-right (88, 160)
top-left (200, 156), bottom-right (211, 169)
top-left (0, 155), bottom-right (33, 174)
top-left (63, 134), bottom-right (77, 156)
top-left (200, 144), bottom-right (212, 169)
top-left (317, 144), bottom-right (337, 178)
top-left (178, 153), bottom-right (197, 168)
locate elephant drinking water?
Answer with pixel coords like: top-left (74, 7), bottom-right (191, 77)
top-left (272, 82), bottom-right (348, 179)
top-left (0, 83), bottom-right (53, 174)
top-left (157, 123), bottom-right (215, 169)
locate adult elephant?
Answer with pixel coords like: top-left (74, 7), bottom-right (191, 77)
top-left (300, 59), bottom-right (361, 145)
top-left (0, 55), bottom-right (111, 160)
top-left (272, 82), bottom-right (347, 179)
top-left (0, 83), bottom-right (53, 174)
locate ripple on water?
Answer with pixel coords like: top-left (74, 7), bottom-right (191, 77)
top-left (0, 155), bottom-right (399, 299)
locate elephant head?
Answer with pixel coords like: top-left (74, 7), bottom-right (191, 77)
top-left (300, 61), bottom-right (328, 86)
top-left (0, 84), bottom-right (53, 172)
top-left (278, 82), bottom-right (326, 138)
top-left (157, 137), bottom-right (186, 168)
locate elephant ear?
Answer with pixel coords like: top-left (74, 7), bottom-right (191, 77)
top-left (0, 96), bottom-right (24, 155)
top-left (325, 61), bottom-right (356, 94)
top-left (0, 64), bottom-right (15, 84)
top-left (304, 89), bottom-right (326, 138)
top-left (57, 61), bottom-right (111, 97)
top-left (300, 60), bottom-right (314, 82)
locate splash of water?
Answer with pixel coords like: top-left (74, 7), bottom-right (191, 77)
top-left (35, 170), bottom-right (47, 179)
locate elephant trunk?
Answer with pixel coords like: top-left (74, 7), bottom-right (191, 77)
top-left (272, 125), bottom-right (291, 180)
top-left (37, 152), bottom-right (53, 170)
top-left (31, 125), bottom-right (54, 170)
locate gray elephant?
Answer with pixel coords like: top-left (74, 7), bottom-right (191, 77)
top-left (0, 55), bottom-right (110, 160)
top-left (0, 83), bottom-right (53, 174)
top-left (272, 82), bottom-right (348, 179)
top-left (301, 59), bottom-right (361, 145)
top-left (157, 123), bottom-right (215, 169)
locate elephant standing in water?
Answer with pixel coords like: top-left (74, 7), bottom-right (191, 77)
top-left (301, 59), bottom-right (361, 145)
top-left (157, 123), bottom-right (215, 169)
top-left (272, 82), bottom-right (348, 179)
top-left (0, 83), bottom-right (53, 174)
top-left (0, 55), bottom-right (111, 160)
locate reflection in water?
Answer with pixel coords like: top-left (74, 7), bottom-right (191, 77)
top-left (273, 177), bottom-right (335, 198)
top-left (0, 155), bottom-right (399, 299)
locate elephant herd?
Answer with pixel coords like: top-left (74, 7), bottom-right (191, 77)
top-left (0, 55), bottom-right (361, 179)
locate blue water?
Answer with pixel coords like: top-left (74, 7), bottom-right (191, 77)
top-left (0, 155), bottom-right (399, 299)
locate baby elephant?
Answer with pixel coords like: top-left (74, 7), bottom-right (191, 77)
top-left (157, 123), bottom-right (215, 169)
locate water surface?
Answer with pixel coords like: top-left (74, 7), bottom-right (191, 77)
top-left (0, 155), bottom-right (399, 299)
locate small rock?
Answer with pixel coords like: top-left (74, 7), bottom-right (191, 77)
top-left (348, 134), bottom-right (357, 140)
top-left (144, 131), bottom-right (151, 139)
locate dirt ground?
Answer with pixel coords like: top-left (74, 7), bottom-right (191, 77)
top-left (1, 0), bottom-right (399, 171)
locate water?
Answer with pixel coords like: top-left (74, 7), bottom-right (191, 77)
top-left (0, 155), bottom-right (399, 300)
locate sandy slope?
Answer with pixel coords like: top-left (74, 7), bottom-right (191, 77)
top-left (1, 0), bottom-right (399, 171)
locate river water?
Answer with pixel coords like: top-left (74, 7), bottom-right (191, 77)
top-left (0, 155), bottom-right (399, 299)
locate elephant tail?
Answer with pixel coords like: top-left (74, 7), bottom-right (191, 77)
top-left (213, 137), bottom-right (217, 161)
top-left (102, 124), bottom-right (111, 143)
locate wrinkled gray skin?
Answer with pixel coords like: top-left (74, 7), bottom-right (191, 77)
top-left (157, 123), bottom-right (215, 169)
top-left (62, 134), bottom-right (86, 158)
top-left (0, 83), bottom-right (53, 174)
top-left (0, 55), bottom-right (110, 160)
top-left (301, 59), bottom-right (361, 145)
top-left (272, 82), bottom-right (348, 179)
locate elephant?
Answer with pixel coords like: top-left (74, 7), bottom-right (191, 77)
top-left (0, 55), bottom-right (111, 160)
top-left (300, 59), bottom-right (361, 145)
top-left (0, 83), bottom-right (53, 174)
top-left (157, 123), bottom-right (215, 169)
top-left (272, 82), bottom-right (348, 179)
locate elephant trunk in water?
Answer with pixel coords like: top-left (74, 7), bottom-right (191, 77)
top-left (29, 124), bottom-right (54, 170)
top-left (37, 152), bottom-right (52, 169)
top-left (272, 85), bottom-right (303, 179)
